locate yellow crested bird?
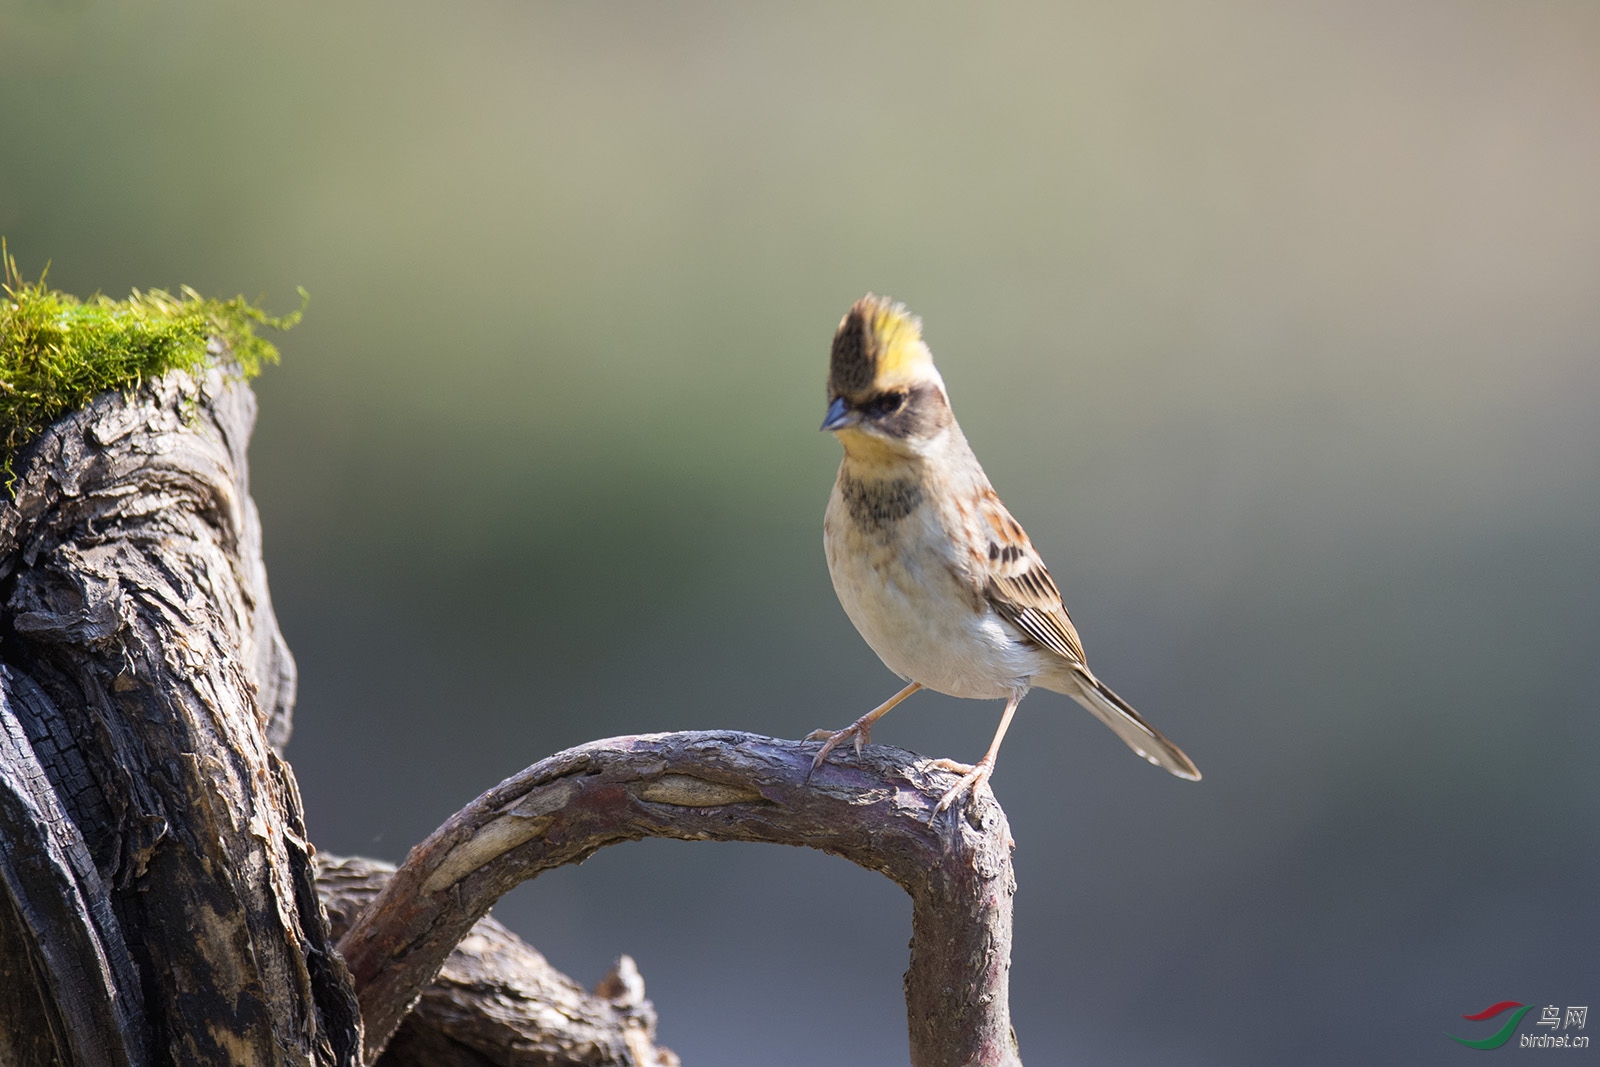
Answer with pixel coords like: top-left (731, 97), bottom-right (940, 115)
top-left (807, 294), bottom-right (1201, 816)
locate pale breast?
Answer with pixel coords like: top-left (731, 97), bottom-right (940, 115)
top-left (824, 470), bottom-right (1043, 700)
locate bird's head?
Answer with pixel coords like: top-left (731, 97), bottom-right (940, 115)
top-left (822, 294), bottom-right (953, 459)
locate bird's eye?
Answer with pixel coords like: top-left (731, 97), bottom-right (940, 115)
top-left (871, 391), bottom-right (909, 418)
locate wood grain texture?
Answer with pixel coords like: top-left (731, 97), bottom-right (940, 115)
top-left (0, 666), bottom-right (145, 1067)
top-left (338, 732), bottom-right (1022, 1067)
top-left (0, 357), bottom-right (360, 1065)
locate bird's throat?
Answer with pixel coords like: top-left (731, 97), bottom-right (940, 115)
top-left (834, 426), bottom-right (918, 470)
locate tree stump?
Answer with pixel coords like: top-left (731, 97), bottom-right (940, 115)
top-left (0, 357), bottom-right (357, 1065)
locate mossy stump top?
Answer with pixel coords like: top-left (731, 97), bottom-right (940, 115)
top-left (0, 250), bottom-right (300, 485)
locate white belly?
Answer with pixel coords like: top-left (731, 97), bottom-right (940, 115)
top-left (824, 485), bottom-right (1040, 700)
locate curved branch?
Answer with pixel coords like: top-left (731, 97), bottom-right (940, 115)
top-left (338, 731), bottom-right (1020, 1067)
top-left (316, 854), bottom-right (676, 1067)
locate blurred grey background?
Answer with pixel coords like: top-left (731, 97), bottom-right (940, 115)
top-left (3, 1), bottom-right (1597, 1063)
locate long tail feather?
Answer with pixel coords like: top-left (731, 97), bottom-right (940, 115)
top-left (1066, 671), bottom-right (1201, 781)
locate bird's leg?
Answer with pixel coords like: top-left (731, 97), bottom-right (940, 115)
top-left (931, 691), bottom-right (1023, 821)
top-left (806, 681), bottom-right (923, 771)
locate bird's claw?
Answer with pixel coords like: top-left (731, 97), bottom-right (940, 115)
top-left (804, 718), bottom-right (873, 772)
top-left (929, 757), bottom-right (994, 825)
top-left (928, 757), bottom-right (976, 775)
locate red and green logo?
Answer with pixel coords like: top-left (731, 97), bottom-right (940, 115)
top-left (1446, 1001), bottom-right (1535, 1050)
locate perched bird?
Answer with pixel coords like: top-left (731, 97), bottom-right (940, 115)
top-left (808, 294), bottom-right (1200, 816)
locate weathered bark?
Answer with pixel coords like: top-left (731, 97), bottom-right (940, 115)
top-left (338, 733), bottom-right (1021, 1067)
top-left (0, 357), bottom-right (360, 1065)
top-left (316, 855), bottom-right (677, 1067)
top-left (0, 668), bottom-right (145, 1067)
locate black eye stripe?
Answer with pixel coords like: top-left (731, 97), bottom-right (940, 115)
top-left (864, 390), bottom-right (908, 417)
top-left (868, 384), bottom-right (952, 439)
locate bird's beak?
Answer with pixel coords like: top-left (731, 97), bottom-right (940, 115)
top-left (820, 396), bottom-right (858, 432)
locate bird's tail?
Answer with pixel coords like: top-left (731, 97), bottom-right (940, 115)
top-left (1065, 670), bottom-right (1201, 781)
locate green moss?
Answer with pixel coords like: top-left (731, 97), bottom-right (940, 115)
top-left (0, 244), bottom-right (304, 484)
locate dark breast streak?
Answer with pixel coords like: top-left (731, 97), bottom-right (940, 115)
top-left (839, 470), bottom-right (925, 532)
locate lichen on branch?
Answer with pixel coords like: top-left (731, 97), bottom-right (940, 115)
top-left (0, 242), bottom-right (304, 480)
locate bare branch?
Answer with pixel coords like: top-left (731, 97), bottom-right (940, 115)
top-left (316, 853), bottom-right (677, 1067)
top-left (338, 732), bottom-right (1020, 1067)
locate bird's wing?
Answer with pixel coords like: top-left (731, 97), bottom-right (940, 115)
top-left (964, 488), bottom-right (1087, 666)
top-left (970, 488), bottom-right (1202, 780)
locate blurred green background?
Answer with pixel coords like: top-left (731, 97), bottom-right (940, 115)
top-left (4, 1), bottom-right (1598, 1063)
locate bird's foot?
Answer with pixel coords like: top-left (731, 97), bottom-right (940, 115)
top-left (928, 757), bottom-right (976, 775)
top-left (929, 756), bottom-right (994, 824)
top-left (804, 716), bottom-right (875, 773)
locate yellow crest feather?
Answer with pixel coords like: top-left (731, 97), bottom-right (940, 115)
top-left (828, 293), bottom-right (935, 398)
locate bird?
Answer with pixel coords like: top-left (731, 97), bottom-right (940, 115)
top-left (807, 293), bottom-right (1200, 817)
